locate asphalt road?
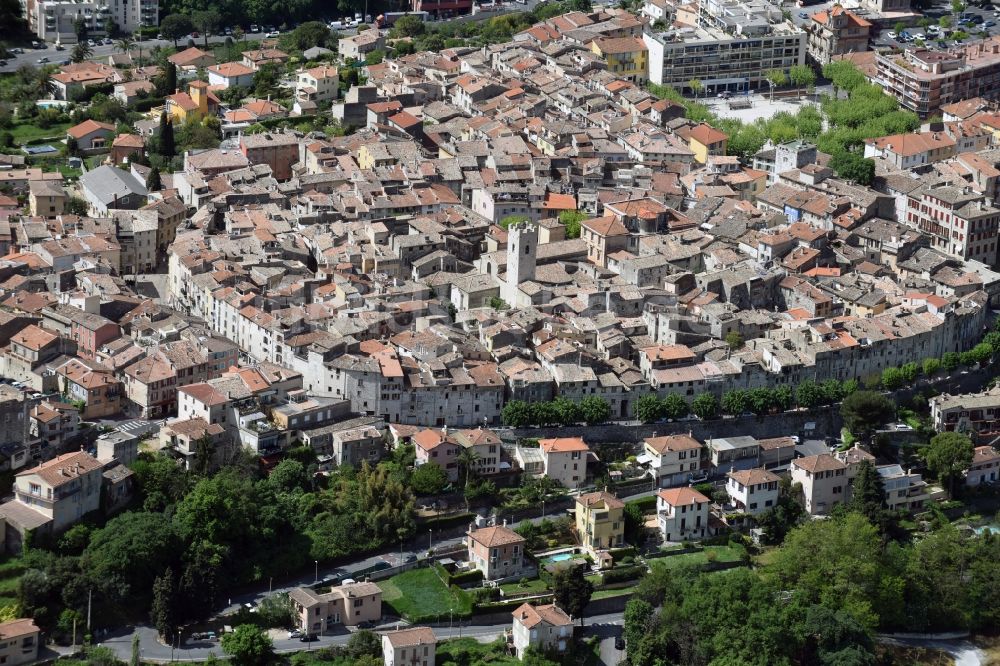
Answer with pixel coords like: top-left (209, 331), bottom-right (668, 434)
top-left (100, 613), bottom-right (626, 662)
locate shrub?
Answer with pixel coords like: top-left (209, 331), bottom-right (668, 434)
top-left (602, 565), bottom-right (646, 585)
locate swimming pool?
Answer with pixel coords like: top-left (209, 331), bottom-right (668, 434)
top-left (547, 553), bottom-right (574, 563)
top-left (974, 525), bottom-right (1000, 536)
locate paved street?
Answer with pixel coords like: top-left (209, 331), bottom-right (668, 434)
top-left (100, 613), bottom-right (626, 662)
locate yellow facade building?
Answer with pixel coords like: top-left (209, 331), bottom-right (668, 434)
top-left (575, 490), bottom-right (625, 556)
top-left (590, 37), bottom-right (649, 84)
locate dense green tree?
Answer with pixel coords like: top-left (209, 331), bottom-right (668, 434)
top-left (157, 113), bottom-right (175, 158)
top-left (691, 392), bottom-right (719, 420)
top-left (501, 400), bottom-right (532, 427)
top-left (923, 432), bottom-right (974, 496)
top-left (221, 624), bottom-right (274, 666)
top-left (747, 387), bottom-right (774, 415)
top-left (721, 389), bottom-right (749, 416)
top-left (160, 14), bottom-right (194, 47)
top-left (551, 396), bottom-right (581, 425)
top-left (830, 151), bottom-right (875, 185)
top-left (622, 599), bottom-right (655, 665)
top-left (662, 393), bottom-right (689, 420)
top-left (267, 459), bottom-right (309, 493)
top-left (900, 362), bottom-right (920, 384)
top-left (789, 64), bottom-right (816, 98)
top-left (150, 568), bottom-right (178, 639)
top-left (796, 379), bottom-right (824, 409)
top-left (347, 630), bottom-right (382, 659)
top-left (823, 60), bottom-right (866, 96)
top-left (252, 62), bottom-right (282, 99)
top-left (83, 512), bottom-right (181, 612)
top-left (286, 21), bottom-right (331, 50)
top-left (840, 391), bottom-right (894, 440)
top-left (881, 366), bottom-right (905, 390)
top-left (941, 351), bottom-right (961, 371)
top-left (390, 15), bottom-right (427, 38)
top-left (773, 386), bottom-right (794, 412)
top-left (635, 394), bottom-right (662, 423)
top-left (551, 565), bottom-right (593, 626)
top-left (725, 331), bottom-right (744, 350)
top-left (768, 512), bottom-right (902, 631)
top-left (970, 341), bottom-right (993, 365)
top-left (579, 396), bottom-right (611, 425)
top-left (848, 460), bottom-right (887, 529)
top-left (755, 477), bottom-right (804, 545)
top-left (410, 462), bottom-right (448, 495)
top-left (192, 9), bottom-right (222, 46)
top-left (145, 166), bottom-right (162, 191)
top-left (623, 502), bottom-right (646, 545)
top-left (764, 68), bottom-right (787, 99)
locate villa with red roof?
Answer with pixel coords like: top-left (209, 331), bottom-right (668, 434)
top-left (656, 486), bottom-right (711, 542)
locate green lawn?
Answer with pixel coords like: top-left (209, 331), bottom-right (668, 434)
top-left (499, 577), bottom-right (550, 596)
top-left (592, 583), bottom-right (640, 600)
top-left (0, 556), bottom-right (25, 610)
top-left (651, 545), bottom-right (746, 571)
top-left (377, 567), bottom-right (473, 622)
top-left (10, 121), bottom-right (71, 146)
top-left (436, 638), bottom-right (521, 665)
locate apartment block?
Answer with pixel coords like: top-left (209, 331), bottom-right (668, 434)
top-left (875, 37), bottom-right (1000, 117)
top-left (643, 0), bottom-right (805, 94)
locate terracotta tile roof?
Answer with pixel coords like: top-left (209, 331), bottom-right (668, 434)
top-left (657, 487), bottom-right (710, 506)
top-left (581, 215), bottom-right (628, 236)
top-left (728, 468), bottom-right (780, 486)
top-left (540, 437), bottom-right (589, 453)
top-left (16, 451), bottom-right (102, 487)
top-left (468, 524), bottom-right (525, 547)
top-left (687, 123), bottom-right (727, 146)
top-left (512, 603), bottom-right (573, 628)
top-left (383, 627), bottom-right (436, 648)
top-left (12, 324), bottom-right (59, 351)
top-left (645, 434), bottom-right (701, 453)
top-left (67, 119), bottom-right (115, 139)
top-left (0, 619), bottom-right (39, 640)
top-left (209, 61), bottom-right (254, 78)
top-left (792, 453), bottom-right (846, 473)
top-left (577, 490), bottom-right (625, 509)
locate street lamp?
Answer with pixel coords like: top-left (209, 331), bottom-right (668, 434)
top-left (428, 528), bottom-right (432, 553)
top-left (314, 560), bottom-right (318, 583)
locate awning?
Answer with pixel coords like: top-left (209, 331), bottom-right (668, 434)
top-left (636, 453), bottom-right (654, 465)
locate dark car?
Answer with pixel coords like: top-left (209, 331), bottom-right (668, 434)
top-left (300, 633), bottom-right (318, 642)
top-left (615, 637), bottom-right (626, 650)
top-left (404, 554), bottom-right (417, 563)
top-left (371, 560), bottom-right (393, 572)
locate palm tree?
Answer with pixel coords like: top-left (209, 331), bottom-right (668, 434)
top-left (71, 41), bottom-right (93, 63)
top-left (115, 36), bottom-right (135, 57)
top-left (35, 70), bottom-right (57, 99)
top-left (457, 447), bottom-right (481, 510)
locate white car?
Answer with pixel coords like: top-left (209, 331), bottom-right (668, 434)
top-left (265, 30), bottom-right (279, 37)
top-left (912, 32), bottom-right (926, 41)
top-left (886, 30), bottom-right (898, 40)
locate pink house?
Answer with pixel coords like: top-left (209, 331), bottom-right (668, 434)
top-left (413, 427), bottom-right (461, 482)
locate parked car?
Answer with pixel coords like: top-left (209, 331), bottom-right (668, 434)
top-left (265, 30), bottom-right (280, 37)
top-left (886, 30), bottom-right (898, 39)
top-left (615, 637), bottom-right (626, 650)
top-left (404, 554), bottom-right (417, 563)
top-left (798, 11), bottom-right (809, 18)
top-left (688, 472), bottom-right (709, 484)
top-left (371, 560), bottom-right (392, 572)
top-left (287, 629), bottom-right (302, 639)
top-left (985, 19), bottom-right (996, 27)
top-left (250, 23), bottom-right (259, 32)
top-left (300, 634), bottom-right (318, 642)
top-left (36, 56), bottom-right (49, 64)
